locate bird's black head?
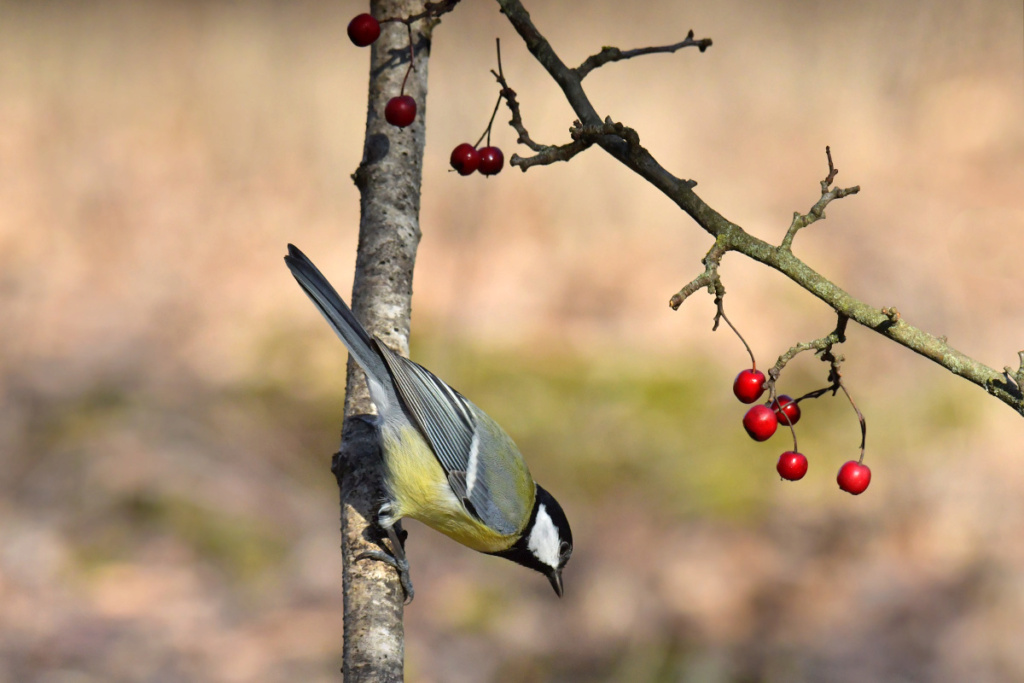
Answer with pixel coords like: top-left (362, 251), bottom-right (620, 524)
top-left (490, 484), bottom-right (573, 597)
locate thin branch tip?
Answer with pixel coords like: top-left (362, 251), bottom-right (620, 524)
top-left (824, 145), bottom-right (839, 185)
top-left (766, 320), bottom-right (849, 396)
top-left (780, 147), bottom-right (860, 250)
top-left (670, 243), bottom-right (725, 310)
top-left (574, 31), bottom-right (713, 79)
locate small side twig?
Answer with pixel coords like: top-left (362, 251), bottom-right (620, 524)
top-left (508, 117), bottom-right (645, 171)
top-left (780, 146), bottom-right (861, 251)
top-left (491, 53), bottom-right (597, 169)
top-left (669, 242), bottom-right (725, 309)
top-left (791, 347), bottom-right (846, 406)
top-left (1004, 350), bottom-right (1024, 391)
top-left (765, 314), bottom-right (849, 397)
top-left (574, 30), bottom-right (713, 80)
top-left (491, 39), bottom-right (548, 151)
top-left (511, 137), bottom-right (594, 170)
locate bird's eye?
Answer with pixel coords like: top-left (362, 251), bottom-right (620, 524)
top-left (559, 542), bottom-right (571, 558)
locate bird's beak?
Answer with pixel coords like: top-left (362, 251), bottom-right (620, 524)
top-left (547, 569), bottom-right (564, 598)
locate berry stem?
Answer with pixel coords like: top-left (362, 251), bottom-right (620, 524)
top-left (399, 23), bottom-right (416, 96)
top-left (839, 379), bottom-right (867, 463)
top-left (474, 94), bottom-right (502, 148)
top-left (474, 39), bottom-right (505, 148)
top-left (714, 296), bottom-right (757, 370)
top-left (779, 406), bottom-right (798, 451)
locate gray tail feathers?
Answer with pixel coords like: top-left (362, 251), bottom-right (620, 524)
top-left (284, 244), bottom-right (388, 384)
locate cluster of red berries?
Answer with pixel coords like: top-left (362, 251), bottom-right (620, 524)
top-left (733, 367), bottom-right (871, 494)
top-left (349, 13), bottom-right (506, 176)
top-left (449, 143), bottom-right (504, 176)
top-left (348, 14), bottom-right (418, 128)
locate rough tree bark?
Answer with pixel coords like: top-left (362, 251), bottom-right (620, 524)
top-left (335, 1), bottom-right (433, 680)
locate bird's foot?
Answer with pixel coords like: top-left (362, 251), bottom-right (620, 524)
top-left (356, 523), bottom-right (414, 604)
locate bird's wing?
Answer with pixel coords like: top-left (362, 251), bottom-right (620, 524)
top-left (374, 340), bottom-right (525, 535)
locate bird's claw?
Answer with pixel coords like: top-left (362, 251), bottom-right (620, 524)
top-left (356, 521), bottom-right (414, 604)
top-left (356, 548), bottom-right (415, 604)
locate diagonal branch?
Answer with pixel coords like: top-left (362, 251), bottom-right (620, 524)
top-left (495, 0), bottom-right (1024, 418)
top-left (574, 30), bottom-right (712, 80)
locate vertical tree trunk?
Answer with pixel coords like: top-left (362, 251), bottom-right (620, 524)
top-left (336, 1), bottom-right (432, 680)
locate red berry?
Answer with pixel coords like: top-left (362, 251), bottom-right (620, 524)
top-left (743, 404), bottom-right (777, 441)
top-left (450, 143), bottom-right (480, 175)
top-left (770, 394), bottom-right (801, 426)
top-left (385, 96), bottom-right (416, 128)
top-left (733, 369), bottom-right (766, 404)
top-left (776, 451), bottom-right (808, 481)
top-left (347, 14), bottom-right (381, 47)
top-left (477, 146), bottom-right (504, 175)
top-left (837, 461), bottom-right (871, 495)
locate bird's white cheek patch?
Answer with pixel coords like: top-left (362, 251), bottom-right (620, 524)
top-left (527, 504), bottom-right (561, 569)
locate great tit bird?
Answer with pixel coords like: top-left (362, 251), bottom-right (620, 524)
top-left (285, 244), bottom-right (573, 601)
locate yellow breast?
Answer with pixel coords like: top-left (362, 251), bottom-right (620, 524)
top-left (380, 424), bottom-right (520, 553)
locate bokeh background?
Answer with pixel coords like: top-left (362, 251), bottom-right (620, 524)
top-left (2, 0), bottom-right (1023, 681)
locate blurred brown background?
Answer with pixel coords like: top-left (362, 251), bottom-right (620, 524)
top-left (1, 0), bottom-right (1023, 681)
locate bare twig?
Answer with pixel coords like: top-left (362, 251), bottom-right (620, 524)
top-left (506, 117), bottom-right (648, 171)
top-left (1004, 350), bottom-right (1024, 392)
top-left (823, 145), bottom-right (839, 186)
top-left (491, 62), bottom-right (547, 152)
top-left (670, 242), bottom-right (725, 309)
top-left (574, 30), bottom-right (713, 80)
top-left (490, 54), bottom-right (598, 169)
top-left (790, 347), bottom-right (846, 406)
top-left (780, 147), bottom-right (860, 251)
top-left (495, 0), bottom-right (1024, 417)
top-left (765, 314), bottom-right (849, 396)
top-left (511, 138), bottom-right (594, 170)
top-left (501, 115), bottom-right (651, 170)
